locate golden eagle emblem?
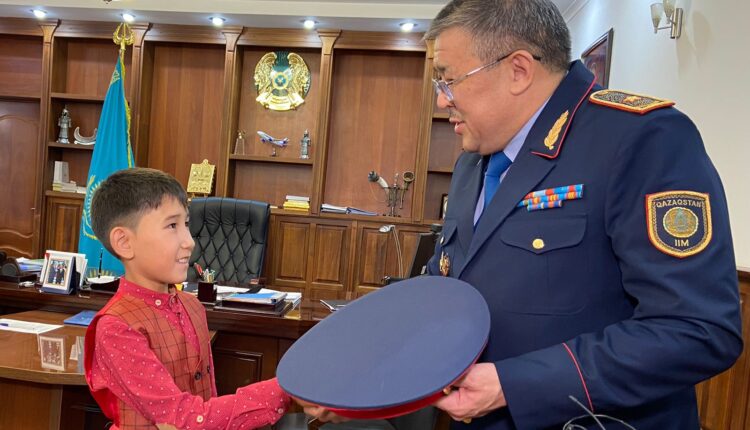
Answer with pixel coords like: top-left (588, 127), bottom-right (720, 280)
top-left (254, 51), bottom-right (311, 111)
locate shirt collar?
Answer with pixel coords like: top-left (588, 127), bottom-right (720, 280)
top-left (501, 98), bottom-right (549, 162)
top-left (118, 277), bottom-right (176, 308)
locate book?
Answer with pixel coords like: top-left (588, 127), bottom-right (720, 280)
top-left (63, 310), bottom-right (97, 326)
top-left (321, 204), bottom-right (377, 216)
top-left (320, 299), bottom-right (351, 312)
top-left (285, 195), bottom-right (310, 202)
top-left (223, 289), bottom-right (287, 305)
top-left (215, 300), bottom-right (293, 316)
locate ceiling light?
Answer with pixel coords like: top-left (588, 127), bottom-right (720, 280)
top-left (400, 22), bottom-right (416, 32)
top-left (122, 13), bottom-right (135, 23)
top-left (32, 9), bottom-right (47, 19)
top-left (210, 17), bottom-right (225, 27)
top-left (303, 19), bottom-right (317, 29)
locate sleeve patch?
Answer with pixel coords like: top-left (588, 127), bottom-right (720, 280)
top-left (590, 89), bottom-right (674, 114)
top-left (646, 191), bottom-right (712, 258)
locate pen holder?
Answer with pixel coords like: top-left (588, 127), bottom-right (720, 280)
top-left (198, 281), bottom-right (216, 303)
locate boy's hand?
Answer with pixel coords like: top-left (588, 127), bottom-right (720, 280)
top-left (293, 398), bottom-right (349, 423)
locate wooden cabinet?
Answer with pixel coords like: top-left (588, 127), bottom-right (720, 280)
top-left (43, 193), bottom-right (83, 253)
top-left (696, 275), bottom-right (750, 430)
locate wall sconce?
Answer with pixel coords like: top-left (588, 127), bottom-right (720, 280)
top-left (650, 0), bottom-right (683, 39)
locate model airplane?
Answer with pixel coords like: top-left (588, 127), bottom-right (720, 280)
top-left (257, 131), bottom-right (289, 147)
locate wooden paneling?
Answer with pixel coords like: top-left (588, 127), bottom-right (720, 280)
top-left (144, 42), bottom-right (224, 186)
top-left (325, 50), bottom-right (424, 217)
top-left (0, 100), bottom-right (40, 257)
top-left (231, 162), bottom-right (312, 207)
top-left (423, 173), bottom-right (453, 222)
top-left (310, 223), bottom-right (349, 286)
top-left (696, 273), bottom-right (750, 430)
top-left (235, 47), bottom-right (321, 159)
top-left (212, 332), bottom-right (279, 395)
top-left (0, 34), bottom-right (43, 97)
top-left (428, 120), bottom-right (463, 171)
top-left (51, 37), bottom-right (132, 96)
top-left (44, 196), bottom-right (82, 252)
top-left (272, 220), bottom-right (310, 286)
top-left (0, 379), bottom-right (62, 429)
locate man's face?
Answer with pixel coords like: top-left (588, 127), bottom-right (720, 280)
top-left (434, 27), bottom-right (514, 155)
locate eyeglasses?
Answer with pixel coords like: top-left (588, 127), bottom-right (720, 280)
top-left (432, 51), bottom-right (542, 103)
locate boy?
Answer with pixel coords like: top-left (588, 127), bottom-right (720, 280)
top-left (84, 168), bottom-right (290, 429)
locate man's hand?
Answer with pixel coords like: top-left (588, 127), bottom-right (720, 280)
top-left (294, 398), bottom-right (349, 424)
top-left (434, 363), bottom-right (506, 422)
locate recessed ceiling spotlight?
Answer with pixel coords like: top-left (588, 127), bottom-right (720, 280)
top-left (210, 17), bottom-right (226, 27)
top-left (122, 13), bottom-right (135, 23)
top-left (400, 22), bottom-right (416, 32)
top-left (32, 9), bottom-right (47, 19)
top-left (303, 19), bottom-right (317, 30)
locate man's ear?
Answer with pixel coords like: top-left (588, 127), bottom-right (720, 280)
top-left (110, 226), bottom-right (134, 260)
top-left (508, 51), bottom-right (536, 96)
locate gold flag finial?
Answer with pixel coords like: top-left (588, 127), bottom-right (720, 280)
top-left (113, 23), bottom-right (134, 52)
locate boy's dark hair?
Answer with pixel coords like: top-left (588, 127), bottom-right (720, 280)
top-left (90, 167), bottom-right (188, 258)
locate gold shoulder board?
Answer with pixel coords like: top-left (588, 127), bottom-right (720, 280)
top-left (589, 89), bottom-right (674, 114)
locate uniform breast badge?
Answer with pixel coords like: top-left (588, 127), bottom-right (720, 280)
top-left (589, 89), bottom-right (674, 114)
top-left (439, 252), bottom-right (450, 277)
top-left (646, 191), bottom-right (712, 258)
top-left (254, 51), bottom-right (311, 111)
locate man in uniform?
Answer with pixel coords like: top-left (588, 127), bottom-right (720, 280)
top-left (426, 0), bottom-right (743, 428)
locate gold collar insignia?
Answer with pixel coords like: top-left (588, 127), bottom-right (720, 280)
top-left (544, 110), bottom-right (569, 151)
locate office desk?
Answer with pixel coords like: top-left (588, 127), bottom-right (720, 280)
top-left (0, 310), bottom-right (92, 429)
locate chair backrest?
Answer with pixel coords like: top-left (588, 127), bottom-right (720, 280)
top-left (188, 197), bottom-right (270, 285)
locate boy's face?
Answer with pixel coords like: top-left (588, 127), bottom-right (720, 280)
top-left (123, 196), bottom-right (194, 291)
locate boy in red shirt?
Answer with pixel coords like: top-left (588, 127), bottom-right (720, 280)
top-left (84, 168), bottom-right (290, 429)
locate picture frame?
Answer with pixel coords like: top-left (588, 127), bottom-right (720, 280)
top-left (42, 253), bottom-right (74, 293)
top-left (39, 334), bottom-right (66, 371)
top-left (39, 250), bottom-right (87, 294)
top-left (440, 193), bottom-right (449, 220)
top-left (581, 28), bottom-right (614, 88)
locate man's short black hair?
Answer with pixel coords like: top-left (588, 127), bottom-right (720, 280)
top-left (90, 167), bottom-right (188, 258)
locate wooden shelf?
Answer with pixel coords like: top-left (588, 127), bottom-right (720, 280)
top-left (0, 92), bottom-right (40, 102)
top-left (428, 167), bottom-right (453, 174)
top-left (229, 154), bottom-right (313, 165)
top-left (50, 92), bottom-right (105, 102)
top-left (45, 190), bottom-right (85, 200)
top-left (48, 142), bottom-right (94, 151)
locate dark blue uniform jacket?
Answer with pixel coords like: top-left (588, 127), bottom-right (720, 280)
top-left (427, 61), bottom-right (742, 429)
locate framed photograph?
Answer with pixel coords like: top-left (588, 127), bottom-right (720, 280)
top-left (440, 193), bottom-right (449, 220)
top-left (581, 28), bottom-right (614, 88)
top-left (42, 253), bottom-right (74, 292)
top-left (39, 335), bottom-right (66, 371)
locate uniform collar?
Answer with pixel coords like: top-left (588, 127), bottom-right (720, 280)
top-left (526, 60), bottom-right (597, 159)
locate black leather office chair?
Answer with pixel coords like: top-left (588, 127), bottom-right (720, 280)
top-left (188, 197), bottom-right (270, 285)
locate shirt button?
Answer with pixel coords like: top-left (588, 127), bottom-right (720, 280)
top-left (155, 299), bottom-right (162, 306)
top-left (194, 371), bottom-right (202, 380)
top-left (196, 415), bottom-right (204, 423)
top-left (277, 408), bottom-right (285, 414)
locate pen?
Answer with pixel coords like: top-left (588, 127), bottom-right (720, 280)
top-left (194, 263), bottom-right (203, 277)
top-left (98, 248), bottom-right (103, 277)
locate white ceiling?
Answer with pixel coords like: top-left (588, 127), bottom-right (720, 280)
top-left (0, 0), bottom-right (579, 32)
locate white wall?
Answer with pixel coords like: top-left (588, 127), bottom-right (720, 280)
top-left (565, 0), bottom-right (750, 268)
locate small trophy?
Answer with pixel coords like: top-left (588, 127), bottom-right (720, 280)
top-left (233, 130), bottom-right (246, 155)
top-left (300, 129), bottom-right (311, 159)
top-left (57, 107), bottom-right (72, 144)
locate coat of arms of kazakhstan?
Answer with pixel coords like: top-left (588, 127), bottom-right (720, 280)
top-left (254, 51), bottom-right (311, 111)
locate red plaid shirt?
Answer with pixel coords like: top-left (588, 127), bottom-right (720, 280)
top-left (88, 278), bottom-right (290, 429)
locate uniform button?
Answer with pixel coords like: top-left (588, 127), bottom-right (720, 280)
top-left (155, 299), bottom-right (162, 306)
top-left (532, 238), bottom-right (545, 250)
top-left (194, 371), bottom-right (202, 380)
top-left (196, 415), bottom-right (204, 423)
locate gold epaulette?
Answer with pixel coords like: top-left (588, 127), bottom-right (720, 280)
top-left (589, 89), bottom-right (674, 114)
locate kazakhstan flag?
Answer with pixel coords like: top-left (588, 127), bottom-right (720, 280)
top-left (78, 50), bottom-right (134, 277)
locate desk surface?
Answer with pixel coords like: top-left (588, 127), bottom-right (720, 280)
top-left (0, 310), bottom-right (87, 385)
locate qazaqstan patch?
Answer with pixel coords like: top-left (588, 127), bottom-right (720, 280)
top-left (646, 191), bottom-right (712, 258)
